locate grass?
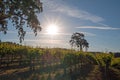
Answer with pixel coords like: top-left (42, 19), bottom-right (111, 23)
top-left (111, 58), bottom-right (120, 69)
top-left (109, 67), bottom-right (120, 80)
top-left (0, 64), bottom-right (95, 80)
top-left (86, 65), bottom-right (102, 80)
top-left (111, 58), bottom-right (120, 65)
top-left (0, 62), bottom-right (120, 80)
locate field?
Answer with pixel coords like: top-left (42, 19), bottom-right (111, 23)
top-left (0, 42), bottom-right (120, 80)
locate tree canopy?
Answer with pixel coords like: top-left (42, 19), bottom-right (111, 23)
top-left (0, 0), bottom-right (43, 42)
top-left (69, 32), bottom-right (89, 51)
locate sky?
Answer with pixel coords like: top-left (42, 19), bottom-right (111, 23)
top-left (0, 0), bottom-right (120, 52)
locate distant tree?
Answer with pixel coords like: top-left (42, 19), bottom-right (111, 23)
top-left (69, 32), bottom-right (89, 51)
top-left (0, 0), bottom-right (43, 42)
top-left (83, 39), bottom-right (89, 51)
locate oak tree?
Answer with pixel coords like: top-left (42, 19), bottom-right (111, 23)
top-left (70, 32), bottom-right (89, 51)
top-left (0, 0), bottom-right (43, 42)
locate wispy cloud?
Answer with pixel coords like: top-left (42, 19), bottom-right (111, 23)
top-left (59, 32), bottom-right (96, 36)
top-left (53, 6), bottom-right (104, 23)
top-left (76, 26), bottom-right (120, 30)
top-left (78, 31), bottom-right (96, 36)
top-left (41, 0), bottom-right (104, 23)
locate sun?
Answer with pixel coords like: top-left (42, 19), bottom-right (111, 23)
top-left (46, 24), bottom-right (58, 35)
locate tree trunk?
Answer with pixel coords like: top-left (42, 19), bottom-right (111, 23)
top-left (80, 45), bottom-right (82, 51)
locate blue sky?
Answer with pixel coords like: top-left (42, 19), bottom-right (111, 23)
top-left (0, 0), bottom-right (120, 52)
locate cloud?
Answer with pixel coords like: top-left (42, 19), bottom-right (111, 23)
top-left (78, 31), bottom-right (96, 36)
top-left (41, 0), bottom-right (104, 23)
top-left (53, 6), bottom-right (104, 23)
top-left (59, 32), bottom-right (95, 36)
top-left (76, 26), bottom-right (120, 30)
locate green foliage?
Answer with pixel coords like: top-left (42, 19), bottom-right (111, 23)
top-left (96, 53), bottom-right (113, 67)
top-left (0, 0), bottom-right (43, 42)
top-left (1, 42), bottom-right (120, 80)
top-left (69, 32), bottom-right (89, 51)
top-left (62, 53), bottom-right (75, 67)
top-left (85, 53), bottom-right (98, 65)
top-left (111, 58), bottom-right (120, 69)
top-left (0, 42), bottom-right (116, 68)
top-left (62, 51), bottom-right (98, 70)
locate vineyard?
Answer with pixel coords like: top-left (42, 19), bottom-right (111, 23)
top-left (0, 42), bottom-right (120, 80)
